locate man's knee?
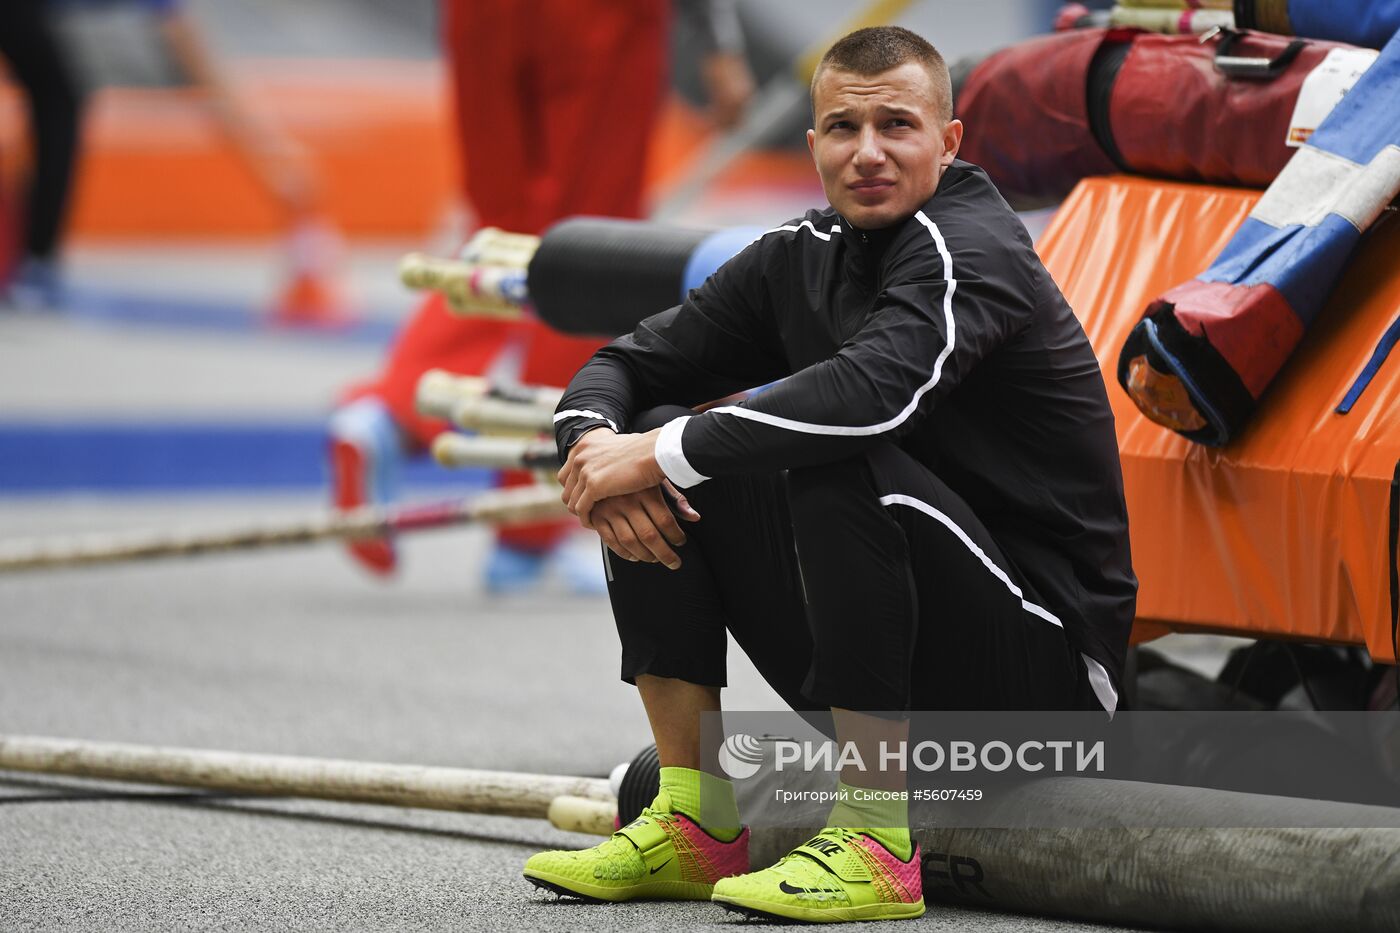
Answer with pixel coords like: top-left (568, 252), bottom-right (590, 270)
top-left (785, 449), bottom-right (884, 521)
top-left (788, 443), bottom-right (939, 515)
top-left (630, 404), bottom-right (693, 435)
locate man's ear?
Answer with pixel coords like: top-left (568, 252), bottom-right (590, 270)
top-left (941, 119), bottom-right (964, 166)
top-left (807, 127), bottom-right (817, 161)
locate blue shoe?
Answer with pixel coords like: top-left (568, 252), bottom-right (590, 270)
top-left (484, 542), bottom-right (549, 594)
top-left (4, 256), bottom-right (64, 311)
top-left (555, 537), bottom-right (610, 597)
top-left (328, 398), bottom-right (403, 576)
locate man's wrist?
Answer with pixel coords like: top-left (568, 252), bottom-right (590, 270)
top-left (642, 428), bottom-right (665, 486)
top-left (580, 424), bottom-right (616, 440)
top-left (567, 423), bottom-right (615, 454)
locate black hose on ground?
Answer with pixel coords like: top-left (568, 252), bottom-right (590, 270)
top-left (615, 742), bottom-right (661, 825)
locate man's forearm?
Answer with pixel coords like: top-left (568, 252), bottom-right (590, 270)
top-left (552, 351), bottom-right (638, 461)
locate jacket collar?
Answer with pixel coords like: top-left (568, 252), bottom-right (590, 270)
top-left (838, 213), bottom-right (902, 284)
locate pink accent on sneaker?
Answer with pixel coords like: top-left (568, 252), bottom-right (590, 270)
top-left (855, 837), bottom-right (922, 903)
top-left (668, 814), bottom-right (750, 883)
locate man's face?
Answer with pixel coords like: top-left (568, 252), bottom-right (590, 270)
top-left (807, 62), bottom-right (963, 230)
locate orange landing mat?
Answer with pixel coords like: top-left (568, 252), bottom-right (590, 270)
top-left (1038, 176), bottom-right (1400, 662)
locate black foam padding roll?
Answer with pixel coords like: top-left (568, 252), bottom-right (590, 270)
top-left (742, 765), bottom-right (1400, 932)
top-left (615, 743), bottom-right (661, 826)
top-left (528, 218), bottom-right (712, 337)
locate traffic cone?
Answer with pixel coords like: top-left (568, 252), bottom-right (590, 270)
top-left (270, 216), bottom-right (351, 327)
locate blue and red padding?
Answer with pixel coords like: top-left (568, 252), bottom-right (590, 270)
top-left (1235, 0), bottom-right (1400, 51)
top-left (1118, 26), bottom-right (1400, 445)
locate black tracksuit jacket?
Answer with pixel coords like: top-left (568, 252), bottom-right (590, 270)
top-left (554, 160), bottom-right (1137, 694)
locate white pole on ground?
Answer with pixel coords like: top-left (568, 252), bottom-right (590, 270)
top-left (0, 734), bottom-right (612, 819)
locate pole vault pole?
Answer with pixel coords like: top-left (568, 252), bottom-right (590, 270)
top-left (0, 485), bottom-right (566, 574)
top-left (0, 735), bottom-right (611, 820)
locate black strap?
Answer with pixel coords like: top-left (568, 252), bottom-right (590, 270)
top-left (1213, 29), bottom-right (1306, 81)
top-left (1087, 38), bottom-right (1133, 173)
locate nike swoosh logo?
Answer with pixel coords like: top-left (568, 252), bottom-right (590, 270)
top-left (778, 880), bottom-right (814, 895)
top-left (650, 858), bottom-right (673, 875)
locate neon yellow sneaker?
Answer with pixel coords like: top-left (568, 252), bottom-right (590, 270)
top-left (711, 827), bottom-right (924, 923)
top-left (522, 791), bottom-right (750, 902)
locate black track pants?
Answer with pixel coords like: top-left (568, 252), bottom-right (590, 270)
top-left (606, 406), bottom-right (1091, 713)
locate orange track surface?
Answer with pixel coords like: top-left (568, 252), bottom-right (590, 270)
top-left (3, 62), bottom-right (454, 237)
top-left (1039, 176), bottom-right (1400, 661)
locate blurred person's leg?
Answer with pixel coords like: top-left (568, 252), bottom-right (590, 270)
top-left (326, 0), bottom-right (527, 578)
top-left (329, 291), bottom-right (514, 576)
top-left (448, 0), bottom-right (566, 591)
top-left (478, 0), bottom-right (670, 590)
top-left (332, 0), bottom-right (672, 585)
top-left (535, 0), bottom-right (666, 223)
top-left (483, 324), bottom-right (611, 592)
top-left (446, 0), bottom-right (545, 235)
top-left (0, 0), bottom-right (84, 307)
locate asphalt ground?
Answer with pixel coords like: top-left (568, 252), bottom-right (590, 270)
top-left (0, 496), bottom-right (1148, 933)
top-left (0, 250), bottom-right (1166, 928)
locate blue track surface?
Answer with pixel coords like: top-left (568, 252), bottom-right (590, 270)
top-left (0, 423), bottom-right (491, 495)
top-left (1, 285), bottom-right (479, 494)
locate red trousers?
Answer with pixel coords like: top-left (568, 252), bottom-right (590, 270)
top-left (346, 0), bottom-right (667, 551)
